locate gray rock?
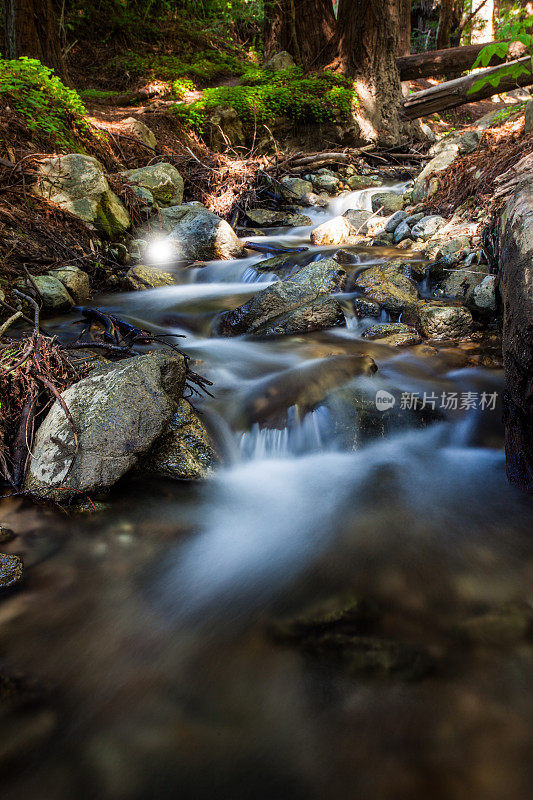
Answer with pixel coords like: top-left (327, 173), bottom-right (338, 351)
top-left (412, 149), bottom-right (460, 204)
top-left (371, 191), bottom-right (403, 214)
top-left (48, 266), bottom-right (90, 303)
top-left (384, 210), bottom-right (408, 233)
top-left (393, 219), bottom-right (413, 244)
top-left (353, 262), bottom-right (419, 313)
top-left (429, 235), bottom-right (471, 260)
top-left (405, 212), bottom-right (425, 227)
top-left (347, 174), bottom-right (382, 190)
top-left (121, 163), bottom-right (184, 207)
top-left (157, 206), bottom-right (243, 261)
top-left (124, 265), bottom-right (175, 291)
top-left (245, 209), bottom-right (312, 227)
top-left (279, 176), bottom-right (314, 202)
top-left (32, 275), bottom-right (74, 311)
top-left (264, 51), bottom-right (297, 70)
top-left (121, 117), bottom-right (157, 149)
top-left (33, 154), bottom-right (130, 238)
top-left (142, 399), bottom-right (219, 480)
top-left (411, 215), bottom-right (446, 240)
top-left (342, 209), bottom-right (373, 233)
top-left (429, 129), bottom-right (481, 158)
top-left (440, 263), bottom-right (491, 301)
top-left (217, 257), bottom-right (347, 337)
top-left (469, 275), bottom-right (497, 311)
top-left (308, 173), bottom-right (340, 194)
top-left (417, 303), bottom-right (473, 340)
top-left (25, 352), bottom-right (186, 501)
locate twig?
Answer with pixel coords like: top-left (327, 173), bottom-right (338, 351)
top-left (0, 311), bottom-right (22, 338)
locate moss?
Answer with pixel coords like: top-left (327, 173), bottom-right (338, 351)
top-left (172, 68), bottom-right (359, 134)
top-left (110, 48), bottom-right (247, 87)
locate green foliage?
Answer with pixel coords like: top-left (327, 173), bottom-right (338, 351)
top-left (0, 57), bottom-right (89, 146)
top-left (172, 68), bottom-right (358, 133)
top-left (111, 48), bottom-right (247, 85)
top-left (79, 88), bottom-right (122, 101)
top-left (470, 13), bottom-right (533, 94)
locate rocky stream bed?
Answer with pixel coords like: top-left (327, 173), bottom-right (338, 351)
top-left (1, 120), bottom-right (533, 800)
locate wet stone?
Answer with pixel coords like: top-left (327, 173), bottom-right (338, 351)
top-left (0, 554), bottom-right (23, 589)
top-left (0, 525), bottom-right (16, 543)
top-left (362, 322), bottom-right (421, 346)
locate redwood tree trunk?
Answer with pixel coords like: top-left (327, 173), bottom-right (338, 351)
top-left (263, 0), bottom-right (336, 69)
top-left (397, 0), bottom-right (412, 56)
top-left (336, 0), bottom-right (405, 144)
top-left (3, 0), bottom-right (66, 79)
top-left (436, 0), bottom-right (454, 49)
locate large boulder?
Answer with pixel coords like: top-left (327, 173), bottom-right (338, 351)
top-left (33, 154), bottom-right (130, 238)
top-left (142, 399), bottom-right (219, 480)
top-left (48, 266), bottom-right (90, 303)
top-left (353, 262), bottom-right (419, 313)
top-left (216, 258), bottom-right (347, 337)
top-left (440, 263), bottom-right (491, 302)
top-left (156, 205), bottom-right (244, 261)
top-left (121, 162), bottom-right (184, 207)
top-left (25, 352), bottom-right (186, 501)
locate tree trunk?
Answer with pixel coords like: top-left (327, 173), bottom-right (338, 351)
top-left (336, 0), bottom-right (405, 145)
top-left (2, 0), bottom-right (66, 79)
top-left (491, 185), bottom-right (533, 492)
top-left (401, 55), bottom-right (533, 118)
top-left (263, 0), bottom-right (336, 69)
top-left (397, 0), bottom-right (412, 56)
top-left (437, 0), bottom-right (455, 49)
top-left (397, 38), bottom-right (528, 80)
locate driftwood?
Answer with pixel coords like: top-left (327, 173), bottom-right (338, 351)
top-left (401, 56), bottom-right (533, 119)
top-left (397, 39), bottom-right (527, 81)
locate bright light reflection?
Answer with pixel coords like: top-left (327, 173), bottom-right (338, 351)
top-left (145, 236), bottom-right (177, 265)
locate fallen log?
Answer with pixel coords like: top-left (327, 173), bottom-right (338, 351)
top-left (397, 39), bottom-right (527, 81)
top-left (490, 184), bottom-right (533, 492)
top-left (401, 56), bottom-right (533, 120)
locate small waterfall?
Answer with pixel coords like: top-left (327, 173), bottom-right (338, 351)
top-left (238, 406), bottom-right (334, 460)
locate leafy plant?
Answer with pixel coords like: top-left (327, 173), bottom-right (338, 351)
top-left (469, 13), bottom-right (533, 94)
top-left (0, 57), bottom-right (89, 146)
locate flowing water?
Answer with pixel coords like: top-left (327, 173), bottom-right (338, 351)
top-left (1, 189), bottom-right (533, 800)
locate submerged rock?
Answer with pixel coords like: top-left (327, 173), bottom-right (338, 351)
top-left (0, 554), bottom-right (23, 589)
top-left (216, 258), bottom-right (347, 337)
top-left (34, 154), bottom-right (130, 238)
top-left (25, 352), bottom-right (186, 501)
top-left (353, 262), bottom-right (419, 313)
top-left (142, 399), bottom-right (219, 480)
top-left (121, 162), bottom-right (184, 207)
top-left (123, 265), bottom-right (175, 291)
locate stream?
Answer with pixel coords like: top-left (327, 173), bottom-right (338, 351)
top-left (1, 188), bottom-right (533, 800)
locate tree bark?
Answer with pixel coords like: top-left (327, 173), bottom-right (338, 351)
top-left (437, 0), bottom-right (455, 49)
top-left (397, 38), bottom-right (528, 80)
top-left (401, 55), bottom-right (533, 118)
top-left (336, 0), bottom-right (405, 145)
top-left (263, 0), bottom-right (336, 69)
top-left (491, 185), bottom-right (533, 492)
top-left (2, 0), bottom-right (66, 79)
top-left (397, 0), bottom-right (412, 56)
